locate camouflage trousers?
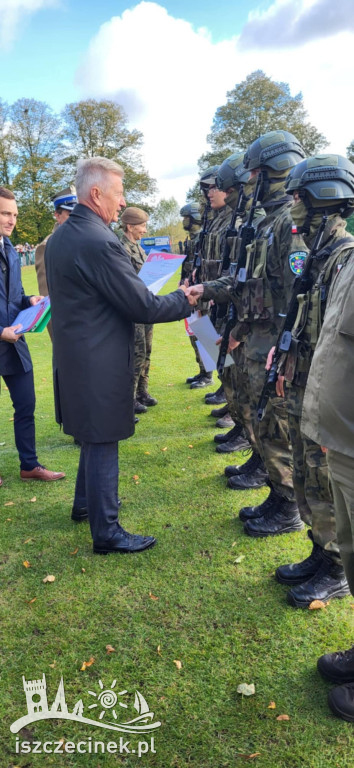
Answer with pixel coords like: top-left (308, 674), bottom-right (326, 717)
top-left (327, 450), bottom-right (354, 592)
top-left (286, 383), bottom-right (340, 562)
top-left (134, 323), bottom-right (154, 397)
top-left (189, 335), bottom-right (207, 376)
top-left (246, 357), bottom-right (295, 501)
top-left (221, 363), bottom-right (239, 425)
top-left (229, 345), bottom-right (256, 448)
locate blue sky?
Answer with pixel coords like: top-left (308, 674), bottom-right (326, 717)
top-left (2, 0), bottom-right (354, 203)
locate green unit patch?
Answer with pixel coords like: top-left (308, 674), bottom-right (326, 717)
top-left (289, 250), bottom-right (307, 275)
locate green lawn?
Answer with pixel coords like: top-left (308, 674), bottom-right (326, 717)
top-left (0, 266), bottom-right (353, 768)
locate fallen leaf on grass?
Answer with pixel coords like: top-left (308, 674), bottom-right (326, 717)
top-left (81, 568), bottom-right (86, 573)
top-left (236, 753), bottom-right (261, 760)
top-left (237, 683), bottom-right (255, 696)
top-left (29, 496), bottom-right (36, 503)
top-left (161, 447), bottom-right (168, 452)
top-left (49, 661), bottom-right (57, 668)
top-left (80, 656), bottom-right (95, 671)
top-left (173, 660), bottom-right (182, 670)
top-left (267, 701), bottom-right (276, 709)
top-left (23, 560), bottom-right (31, 568)
top-left (149, 591), bottom-right (159, 600)
top-left (188, 444), bottom-right (193, 448)
top-left (232, 541), bottom-right (237, 547)
top-left (276, 714), bottom-right (290, 721)
top-left (27, 597), bottom-right (37, 604)
top-left (43, 574), bottom-right (55, 583)
top-left (9, 417), bottom-right (14, 421)
top-left (4, 501), bottom-right (14, 507)
top-left (309, 600), bottom-right (328, 610)
top-left (70, 547), bottom-right (79, 556)
top-left (350, 604), bottom-right (354, 609)
top-left (144, 451), bottom-right (150, 455)
top-left (0, 441), bottom-right (5, 446)
top-left (157, 645), bottom-right (162, 656)
top-left (106, 645), bottom-right (116, 654)
top-left (6, 518), bottom-right (12, 521)
top-left (132, 474), bottom-right (139, 480)
top-left (24, 538), bottom-right (33, 544)
top-left (234, 555), bottom-right (245, 564)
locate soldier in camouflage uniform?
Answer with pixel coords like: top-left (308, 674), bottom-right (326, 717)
top-left (189, 131), bottom-right (305, 537)
top-left (179, 202), bottom-right (208, 385)
top-left (272, 155), bottom-right (354, 606)
top-left (118, 207), bottom-right (157, 414)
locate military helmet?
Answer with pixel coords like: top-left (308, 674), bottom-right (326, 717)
top-left (216, 152), bottom-right (250, 191)
top-left (244, 130), bottom-right (305, 172)
top-left (286, 155), bottom-right (354, 202)
top-left (179, 202), bottom-right (202, 223)
top-left (200, 165), bottom-right (219, 191)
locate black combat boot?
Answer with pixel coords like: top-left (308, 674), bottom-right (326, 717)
top-left (186, 372), bottom-right (203, 384)
top-left (275, 529), bottom-right (323, 585)
top-left (216, 432), bottom-right (250, 454)
top-left (134, 399), bottom-right (147, 414)
top-left (318, 645), bottom-right (354, 685)
top-left (190, 373), bottom-right (214, 389)
top-left (214, 423), bottom-right (243, 444)
top-left (328, 683), bottom-right (354, 722)
top-left (239, 487), bottom-right (282, 522)
top-left (225, 451), bottom-right (262, 477)
top-left (205, 384), bottom-right (225, 404)
top-left (210, 403), bottom-right (229, 418)
top-left (137, 391), bottom-right (158, 406)
top-left (286, 553), bottom-right (350, 607)
top-left (227, 452), bottom-right (268, 490)
top-left (244, 498), bottom-right (304, 537)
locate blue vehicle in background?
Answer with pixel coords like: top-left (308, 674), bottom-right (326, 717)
top-left (140, 236), bottom-right (172, 255)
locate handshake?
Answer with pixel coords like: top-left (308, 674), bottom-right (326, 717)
top-left (179, 283), bottom-right (205, 306)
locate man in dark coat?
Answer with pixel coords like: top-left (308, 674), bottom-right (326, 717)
top-left (0, 187), bottom-right (65, 484)
top-left (45, 157), bottom-right (195, 555)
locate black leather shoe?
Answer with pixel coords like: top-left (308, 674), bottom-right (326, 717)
top-left (71, 506), bottom-right (88, 522)
top-left (216, 434), bottom-right (250, 454)
top-left (134, 416), bottom-right (139, 424)
top-left (210, 404), bottom-right (229, 418)
top-left (318, 646), bottom-right (354, 684)
top-left (93, 526), bottom-right (156, 554)
top-left (215, 414), bottom-right (234, 429)
top-left (134, 399), bottom-right (148, 414)
top-left (137, 392), bottom-right (158, 406)
top-left (328, 683), bottom-right (354, 722)
top-left (239, 487), bottom-right (281, 522)
top-left (286, 555), bottom-right (350, 607)
top-left (186, 372), bottom-right (202, 384)
top-left (214, 424), bottom-right (242, 444)
top-left (244, 500), bottom-right (303, 537)
top-left (225, 451), bottom-right (262, 478)
top-left (276, 530), bottom-right (323, 585)
top-left (190, 375), bottom-right (214, 389)
top-left (227, 466), bottom-right (269, 490)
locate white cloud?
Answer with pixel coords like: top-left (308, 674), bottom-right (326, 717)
top-left (76, 1), bottom-right (354, 205)
top-left (0, 0), bottom-right (58, 48)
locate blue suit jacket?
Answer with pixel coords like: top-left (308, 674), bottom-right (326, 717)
top-left (0, 237), bottom-right (33, 375)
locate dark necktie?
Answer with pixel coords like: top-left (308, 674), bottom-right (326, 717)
top-left (0, 241), bottom-right (9, 294)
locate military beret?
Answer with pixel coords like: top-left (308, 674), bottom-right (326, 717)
top-left (121, 207), bottom-right (149, 225)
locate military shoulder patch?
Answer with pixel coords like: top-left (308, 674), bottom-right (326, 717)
top-left (289, 251), bottom-right (307, 275)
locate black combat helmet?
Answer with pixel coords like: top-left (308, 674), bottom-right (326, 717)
top-left (244, 130), bottom-right (305, 172)
top-left (216, 152), bottom-right (250, 191)
top-left (200, 165), bottom-right (219, 192)
top-left (179, 202), bottom-right (202, 224)
top-left (286, 155), bottom-right (354, 204)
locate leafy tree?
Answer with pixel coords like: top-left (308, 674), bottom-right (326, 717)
top-left (61, 99), bottom-right (156, 204)
top-left (10, 98), bottom-right (66, 243)
top-left (0, 99), bottom-right (14, 188)
top-left (149, 197), bottom-right (181, 233)
top-left (347, 140), bottom-right (354, 164)
top-left (199, 70), bottom-right (328, 170)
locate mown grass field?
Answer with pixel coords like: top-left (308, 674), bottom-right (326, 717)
top-left (0, 266), bottom-right (353, 768)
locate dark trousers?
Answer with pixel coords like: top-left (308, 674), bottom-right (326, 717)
top-left (74, 441), bottom-right (120, 544)
top-left (2, 370), bottom-right (38, 470)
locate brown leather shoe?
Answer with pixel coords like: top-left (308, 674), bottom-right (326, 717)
top-left (20, 466), bottom-right (66, 482)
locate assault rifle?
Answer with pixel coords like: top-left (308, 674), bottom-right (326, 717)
top-left (257, 213), bottom-right (328, 421)
top-left (210, 189), bottom-right (247, 326)
top-left (216, 173), bottom-right (263, 376)
top-left (191, 200), bottom-right (210, 285)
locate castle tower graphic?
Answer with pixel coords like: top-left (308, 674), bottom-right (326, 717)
top-left (22, 674), bottom-right (48, 716)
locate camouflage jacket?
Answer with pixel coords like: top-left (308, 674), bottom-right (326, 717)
top-left (118, 231), bottom-right (146, 274)
top-left (200, 205), bottom-right (233, 282)
top-left (301, 241), bottom-right (354, 457)
top-left (283, 218), bottom-right (354, 386)
top-left (181, 229), bottom-right (200, 280)
top-left (203, 195), bottom-right (302, 361)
